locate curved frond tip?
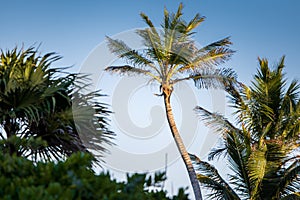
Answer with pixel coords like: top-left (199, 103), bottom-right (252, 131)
top-left (105, 65), bottom-right (149, 75)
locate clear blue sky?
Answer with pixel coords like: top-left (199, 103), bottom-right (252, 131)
top-left (1, 0), bottom-right (299, 82)
top-left (1, 0), bottom-right (300, 198)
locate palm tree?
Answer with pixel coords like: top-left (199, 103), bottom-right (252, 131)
top-left (105, 4), bottom-right (235, 199)
top-left (0, 46), bottom-right (114, 162)
top-left (192, 56), bottom-right (300, 199)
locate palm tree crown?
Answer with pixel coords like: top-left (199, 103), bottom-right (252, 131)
top-left (106, 3), bottom-right (235, 91)
top-left (0, 47), bottom-right (114, 162)
top-left (105, 3), bottom-right (235, 200)
top-left (193, 56), bottom-right (300, 200)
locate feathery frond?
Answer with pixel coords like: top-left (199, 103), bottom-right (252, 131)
top-left (0, 46), bottom-right (114, 163)
top-left (193, 57), bottom-right (300, 199)
top-left (190, 154), bottom-right (240, 200)
top-left (105, 4), bottom-right (235, 200)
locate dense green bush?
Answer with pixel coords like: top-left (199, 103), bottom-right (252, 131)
top-left (0, 152), bottom-right (188, 200)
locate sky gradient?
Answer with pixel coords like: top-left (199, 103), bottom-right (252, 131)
top-left (1, 1), bottom-right (299, 82)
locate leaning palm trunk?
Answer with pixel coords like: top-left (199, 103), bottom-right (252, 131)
top-left (163, 85), bottom-right (202, 200)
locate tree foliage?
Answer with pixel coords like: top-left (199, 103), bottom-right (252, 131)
top-left (105, 3), bottom-right (235, 89)
top-left (0, 151), bottom-right (188, 200)
top-left (0, 46), bottom-right (114, 162)
top-left (192, 57), bottom-right (300, 200)
top-left (105, 3), bottom-right (235, 199)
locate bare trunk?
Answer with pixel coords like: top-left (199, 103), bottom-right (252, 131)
top-left (162, 85), bottom-right (202, 200)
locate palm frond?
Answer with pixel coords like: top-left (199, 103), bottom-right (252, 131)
top-left (190, 154), bottom-right (240, 200)
top-left (185, 13), bottom-right (205, 33)
top-left (196, 56), bottom-right (300, 199)
top-left (277, 160), bottom-right (300, 197)
top-left (178, 37), bottom-right (233, 72)
top-left (282, 80), bottom-right (300, 115)
top-left (140, 12), bottom-right (156, 29)
top-left (194, 106), bottom-right (251, 198)
top-left (248, 145), bottom-right (267, 199)
top-left (0, 46), bottom-right (114, 163)
top-left (136, 28), bottom-right (168, 78)
top-left (280, 192), bottom-right (300, 200)
top-left (106, 36), bottom-right (154, 68)
top-left (208, 144), bottom-right (227, 161)
top-left (105, 65), bottom-right (161, 82)
top-left (169, 2), bottom-right (184, 31)
top-left (189, 67), bottom-right (237, 89)
top-left (105, 65), bottom-right (149, 75)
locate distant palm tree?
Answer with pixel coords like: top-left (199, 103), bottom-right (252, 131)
top-left (105, 3), bottom-right (235, 199)
top-left (0, 46), bottom-right (113, 162)
top-left (192, 56), bottom-right (300, 199)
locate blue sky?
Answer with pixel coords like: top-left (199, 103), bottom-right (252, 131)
top-left (1, 0), bottom-right (300, 198)
top-left (1, 0), bottom-right (299, 82)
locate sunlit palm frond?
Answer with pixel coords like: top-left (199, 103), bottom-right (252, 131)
top-left (139, 12), bottom-right (161, 44)
top-left (106, 36), bottom-right (154, 67)
top-left (189, 67), bottom-right (237, 89)
top-left (168, 2), bottom-right (184, 32)
top-left (248, 145), bottom-right (267, 199)
top-left (136, 28), bottom-right (166, 69)
top-left (178, 37), bottom-right (234, 73)
top-left (194, 56), bottom-right (300, 199)
top-left (184, 13), bottom-right (205, 33)
top-left (202, 37), bottom-right (233, 49)
top-left (106, 3), bottom-right (234, 91)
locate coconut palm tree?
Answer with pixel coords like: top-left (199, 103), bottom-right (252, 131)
top-left (105, 3), bottom-right (235, 199)
top-left (0, 46), bottom-right (114, 162)
top-left (192, 56), bottom-right (300, 199)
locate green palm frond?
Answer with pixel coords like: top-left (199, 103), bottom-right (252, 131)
top-left (184, 13), bottom-right (205, 33)
top-left (190, 154), bottom-right (240, 200)
top-left (277, 160), bottom-right (300, 197)
top-left (282, 80), bottom-right (300, 112)
top-left (194, 106), bottom-right (251, 198)
top-left (106, 36), bottom-right (154, 68)
top-left (140, 12), bottom-right (156, 29)
top-left (249, 57), bottom-right (286, 132)
top-left (195, 56), bottom-right (300, 199)
top-left (105, 65), bottom-right (161, 82)
top-left (166, 2), bottom-right (184, 32)
top-left (248, 145), bottom-right (267, 199)
top-left (178, 37), bottom-right (234, 72)
top-left (0, 46), bottom-right (114, 163)
top-left (189, 67), bottom-right (237, 89)
top-left (136, 28), bottom-right (165, 64)
top-left (281, 192), bottom-right (300, 200)
top-left (106, 3), bottom-right (234, 90)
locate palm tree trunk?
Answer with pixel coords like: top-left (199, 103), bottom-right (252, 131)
top-left (162, 85), bottom-right (202, 200)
